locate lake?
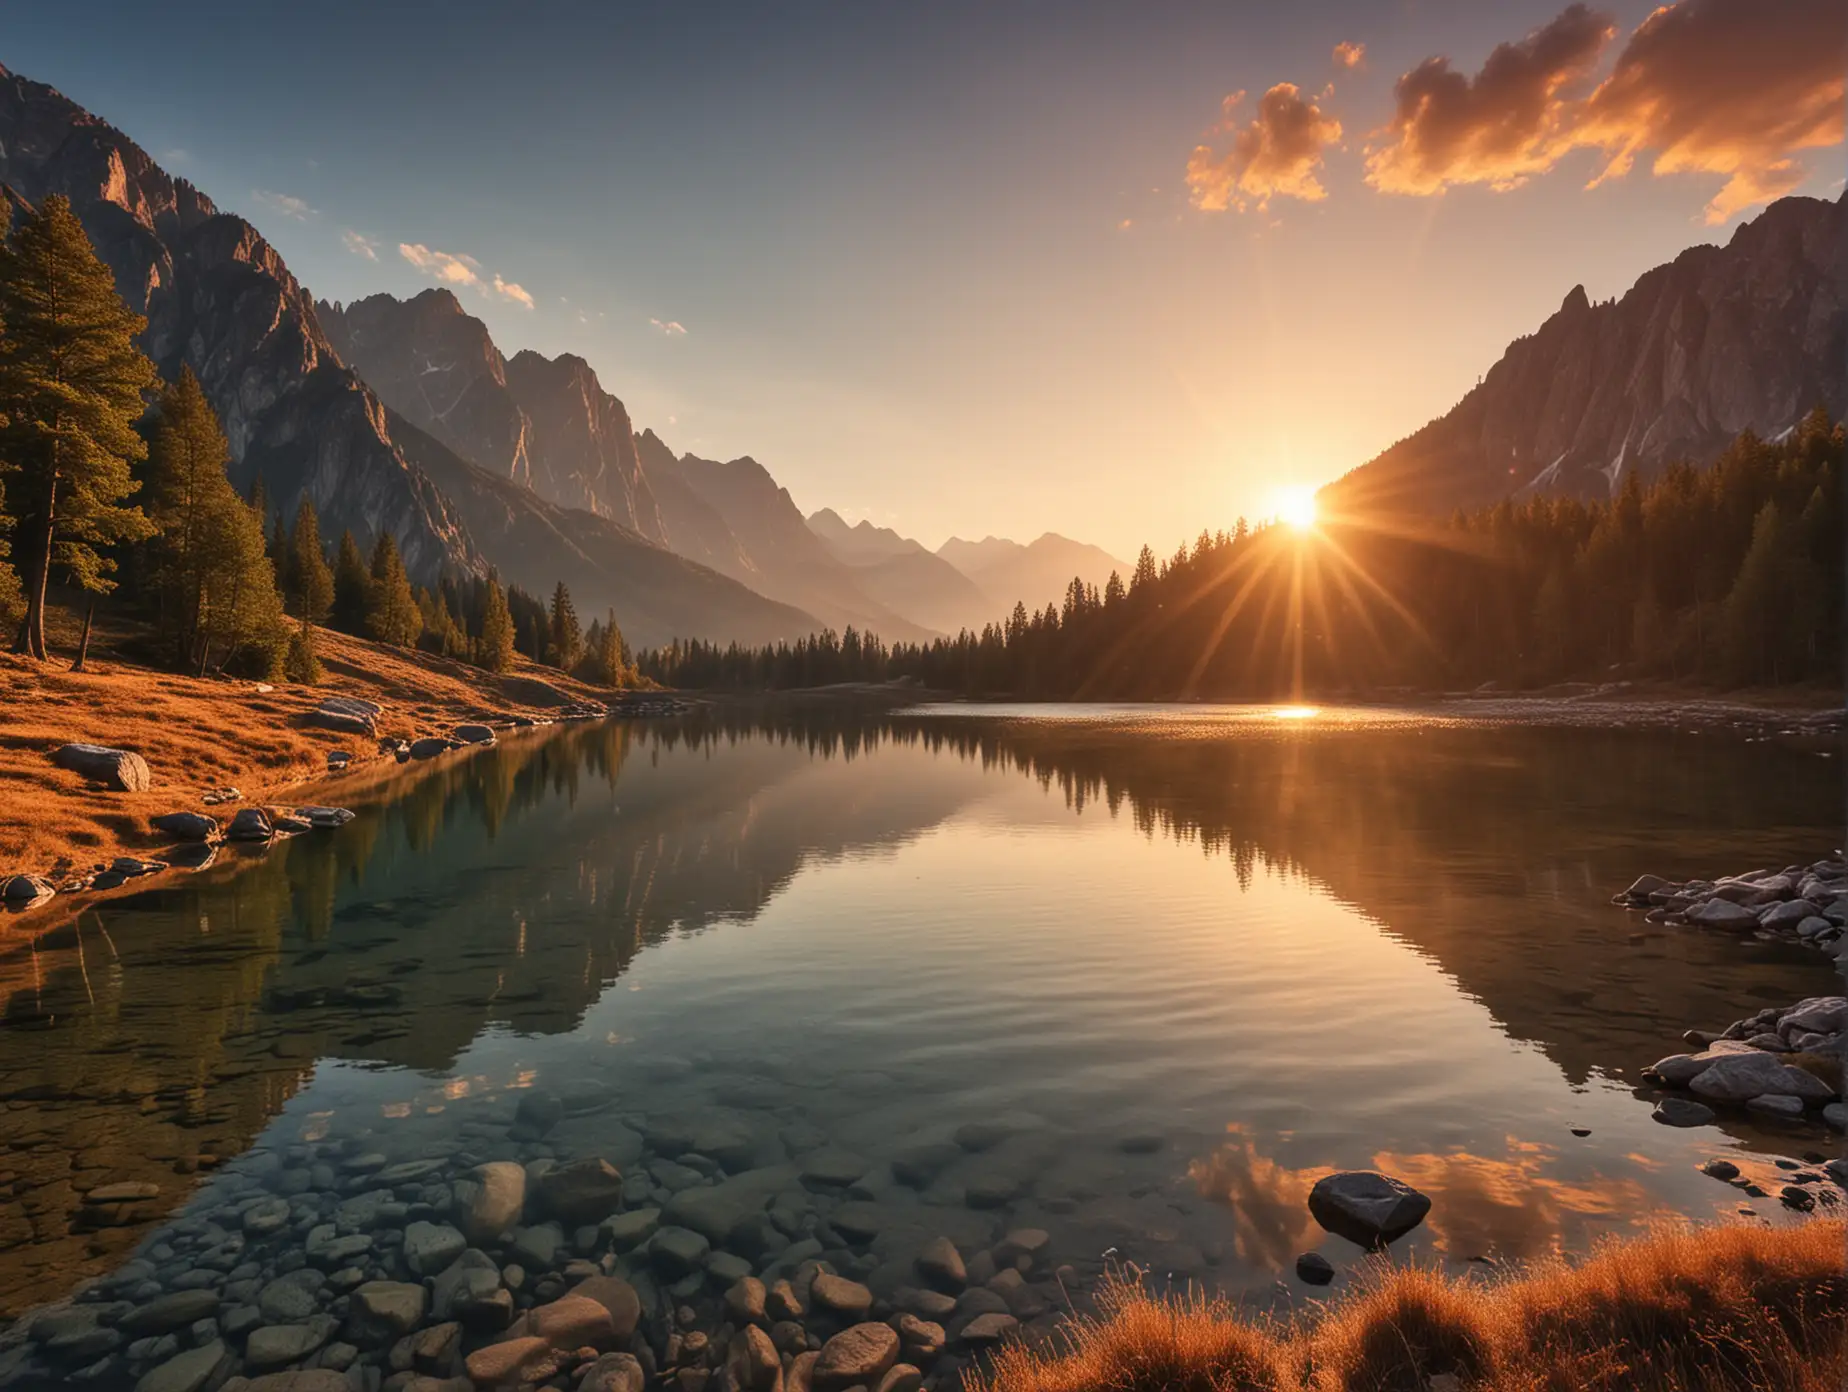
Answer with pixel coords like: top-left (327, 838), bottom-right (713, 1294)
top-left (0, 705), bottom-right (1840, 1372)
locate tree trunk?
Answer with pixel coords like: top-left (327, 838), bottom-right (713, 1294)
top-left (12, 497), bottom-right (55, 660)
top-left (70, 599), bottom-right (96, 671)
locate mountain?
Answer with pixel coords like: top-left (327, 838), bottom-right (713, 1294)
top-left (0, 62), bottom-right (814, 647)
top-left (0, 62), bottom-right (471, 579)
top-left (808, 509), bottom-right (995, 636)
top-left (657, 453), bottom-right (935, 642)
top-left (383, 413), bottom-right (813, 647)
top-left (636, 428), bottom-right (757, 582)
top-left (938, 533), bottom-right (1128, 624)
top-left (1327, 192), bottom-right (1848, 515)
top-left (318, 290), bottom-right (667, 538)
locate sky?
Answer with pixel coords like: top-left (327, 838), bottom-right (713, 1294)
top-left (7, 0), bottom-right (1843, 561)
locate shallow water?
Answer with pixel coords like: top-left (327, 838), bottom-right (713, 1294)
top-left (1, 705), bottom-right (1841, 1337)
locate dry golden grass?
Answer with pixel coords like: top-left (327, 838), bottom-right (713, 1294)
top-left (0, 609), bottom-right (620, 880)
top-left (979, 1219), bottom-right (1848, 1392)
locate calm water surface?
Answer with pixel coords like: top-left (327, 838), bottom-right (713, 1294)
top-left (1, 705), bottom-right (1841, 1326)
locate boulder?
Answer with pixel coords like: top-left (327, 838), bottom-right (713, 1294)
top-left (520, 1293), bottom-right (614, 1348)
top-left (295, 806), bottom-right (355, 828)
top-left (1306, 1171), bottom-right (1431, 1248)
top-left (54, 742), bottom-right (151, 791)
top-left (647, 1225), bottom-right (710, 1277)
top-left (347, 1281), bottom-right (426, 1343)
top-left (578, 1352), bottom-right (647, 1392)
top-left (1622, 874), bottom-right (1671, 900)
top-left (810, 1273), bottom-right (874, 1318)
top-left (1295, 1252), bottom-right (1335, 1285)
top-left (455, 1161), bottom-right (526, 1243)
top-left (1783, 997), bottom-right (1848, 1035)
top-left (1745, 1094), bottom-right (1805, 1119)
top-left (1652, 1098), bottom-right (1716, 1127)
top-left (403, 1220), bottom-right (467, 1276)
top-left (409, 737), bottom-right (456, 760)
top-left (0, 873), bottom-right (55, 907)
top-left (661, 1165), bottom-right (793, 1245)
top-left (600, 1206), bottom-right (660, 1251)
top-left (533, 1157), bottom-right (625, 1224)
top-left (306, 696), bottom-right (381, 736)
top-left (120, 1290), bottom-right (221, 1335)
top-left (726, 1325), bottom-right (783, 1392)
top-left (432, 1249), bottom-right (507, 1326)
top-left (915, 1237), bottom-right (966, 1293)
top-left (958, 1313), bottom-right (1018, 1347)
top-left (1687, 1051), bottom-right (1833, 1103)
top-left (464, 1335), bottom-right (561, 1388)
top-left (1686, 899), bottom-right (1763, 931)
top-left (813, 1323), bottom-right (899, 1391)
top-left (1759, 900), bottom-right (1815, 931)
top-left (226, 807), bottom-right (275, 841)
top-left (151, 812), bottom-right (218, 842)
top-left (452, 723), bottom-right (498, 745)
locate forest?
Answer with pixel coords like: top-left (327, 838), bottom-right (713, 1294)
top-left (640, 410), bottom-right (1843, 698)
top-left (0, 194), bottom-right (631, 688)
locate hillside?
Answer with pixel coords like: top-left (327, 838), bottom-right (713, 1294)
top-left (938, 532), bottom-right (1128, 621)
top-left (1326, 192), bottom-right (1848, 514)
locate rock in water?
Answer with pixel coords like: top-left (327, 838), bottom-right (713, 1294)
top-left (53, 742), bottom-right (151, 791)
top-left (814, 1323), bottom-right (900, 1391)
top-left (1688, 1051), bottom-right (1832, 1103)
top-left (1306, 1171), bottom-right (1431, 1248)
top-left (226, 807), bottom-right (275, 841)
top-left (1653, 1098), bottom-right (1716, 1127)
top-left (453, 722), bottom-right (497, 744)
top-left (455, 1161), bottom-right (526, 1243)
top-left (1686, 899), bottom-right (1762, 931)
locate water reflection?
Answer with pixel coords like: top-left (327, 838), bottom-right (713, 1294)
top-left (0, 707), bottom-right (1838, 1318)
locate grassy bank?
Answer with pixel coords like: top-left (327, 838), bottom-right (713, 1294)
top-left (980, 1219), bottom-right (1847, 1392)
top-left (0, 606), bottom-right (627, 885)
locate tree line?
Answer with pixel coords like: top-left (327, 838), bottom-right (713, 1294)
top-left (0, 193), bottom-right (632, 688)
top-left (641, 410), bottom-right (1843, 697)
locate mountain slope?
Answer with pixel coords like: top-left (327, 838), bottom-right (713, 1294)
top-left (657, 453), bottom-right (935, 641)
top-left (1326, 192), bottom-right (1848, 515)
top-left (385, 411), bottom-right (819, 647)
top-left (808, 509), bottom-right (995, 635)
top-left (0, 62), bottom-right (473, 579)
top-left (0, 61), bottom-right (810, 645)
top-left (938, 533), bottom-right (1128, 624)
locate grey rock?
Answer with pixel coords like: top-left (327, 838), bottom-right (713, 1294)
top-left (131, 1340), bottom-right (230, 1392)
top-left (1306, 1171), bottom-right (1431, 1248)
top-left (1653, 1098), bottom-right (1716, 1127)
top-left (915, 1237), bottom-right (966, 1293)
top-left (402, 1220), bottom-right (466, 1276)
top-left (54, 742), bottom-right (151, 791)
top-left (648, 1226), bottom-right (711, 1278)
top-left (225, 807), bottom-right (275, 842)
top-left (244, 1319), bottom-right (332, 1369)
top-left (1294, 1252), bottom-right (1335, 1285)
top-left (1688, 1051), bottom-right (1833, 1103)
top-left (454, 1161), bottom-right (525, 1244)
top-left (533, 1157), bottom-right (624, 1224)
top-left (452, 723), bottom-right (497, 744)
top-left (662, 1165), bottom-right (794, 1245)
top-left (258, 1271), bottom-right (325, 1324)
top-left (120, 1291), bottom-right (221, 1336)
top-left (1686, 898), bottom-right (1762, 931)
top-left (511, 1221), bottom-right (564, 1271)
top-left (151, 812), bottom-right (218, 842)
top-left (1745, 1093), bottom-right (1806, 1119)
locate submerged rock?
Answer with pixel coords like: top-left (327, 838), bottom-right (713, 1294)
top-left (1652, 1098), bottom-right (1716, 1127)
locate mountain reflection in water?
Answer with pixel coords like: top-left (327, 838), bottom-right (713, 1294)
top-left (0, 706), bottom-right (1837, 1317)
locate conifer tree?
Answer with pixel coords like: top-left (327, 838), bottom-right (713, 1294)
top-left (283, 612), bottom-right (322, 684)
top-left (478, 574), bottom-right (516, 673)
top-left (548, 580), bottom-right (582, 671)
top-left (0, 478), bottom-right (19, 627)
top-left (330, 530), bottom-right (370, 634)
top-left (586, 607), bottom-right (628, 685)
top-left (0, 194), bottom-right (159, 658)
top-left (365, 532), bottom-right (421, 647)
top-left (287, 499), bottom-right (334, 624)
top-left (144, 368), bottom-right (285, 673)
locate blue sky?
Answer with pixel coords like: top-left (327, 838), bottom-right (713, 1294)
top-left (8, 0), bottom-right (1841, 557)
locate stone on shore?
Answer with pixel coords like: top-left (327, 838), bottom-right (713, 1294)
top-left (54, 742), bottom-right (151, 791)
top-left (1686, 899), bottom-right (1762, 931)
top-left (226, 806), bottom-right (275, 841)
top-left (0, 873), bottom-right (55, 907)
top-left (151, 811), bottom-right (219, 842)
top-left (453, 722), bottom-right (498, 744)
top-left (409, 736), bottom-right (457, 760)
top-left (1307, 1171), bottom-right (1432, 1248)
top-left (133, 1340), bottom-right (231, 1392)
top-left (1687, 1051), bottom-right (1833, 1103)
top-left (1653, 1098), bottom-right (1716, 1127)
top-left (306, 697), bottom-right (380, 736)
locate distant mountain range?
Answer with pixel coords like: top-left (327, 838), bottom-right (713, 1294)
top-left (1326, 192), bottom-right (1847, 514)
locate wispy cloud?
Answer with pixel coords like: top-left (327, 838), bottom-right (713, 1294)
top-left (159, 147), bottom-right (192, 167)
top-left (1333, 41), bottom-right (1366, 70)
top-left (399, 242), bottom-right (482, 288)
top-left (252, 189), bottom-right (315, 220)
top-left (341, 230), bottom-right (379, 260)
top-left (650, 317), bottom-right (688, 336)
top-left (1186, 83), bottom-right (1343, 212)
top-left (492, 274), bottom-right (534, 308)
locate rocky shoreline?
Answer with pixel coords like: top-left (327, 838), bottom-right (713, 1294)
top-left (0, 693), bottom-right (693, 917)
top-left (1614, 854), bottom-right (1848, 955)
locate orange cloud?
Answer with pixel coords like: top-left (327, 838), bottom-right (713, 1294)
top-left (1187, 83), bottom-right (1343, 213)
top-left (1365, 4), bottom-right (1616, 195)
top-left (1333, 41), bottom-right (1366, 70)
top-left (1365, 0), bottom-right (1846, 221)
top-left (1576, 0), bottom-right (1846, 223)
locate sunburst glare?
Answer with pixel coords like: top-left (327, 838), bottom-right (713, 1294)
top-left (1273, 485), bottom-right (1319, 531)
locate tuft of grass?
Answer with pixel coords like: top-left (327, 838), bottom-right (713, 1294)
top-left (974, 1219), bottom-right (1847, 1392)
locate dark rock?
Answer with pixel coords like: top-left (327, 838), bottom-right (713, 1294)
top-left (1294, 1252), bottom-right (1335, 1285)
top-left (151, 812), bottom-right (219, 842)
top-left (813, 1323), bottom-right (899, 1391)
top-left (915, 1237), bottom-right (966, 1293)
top-left (533, 1156), bottom-right (624, 1223)
top-left (1653, 1098), bottom-right (1717, 1127)
top-left (225, 807), bottom-right (274, 841)
top-left (1307, 1171), bottom-right (1432, 1248)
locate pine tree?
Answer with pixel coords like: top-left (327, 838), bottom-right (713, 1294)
top-left (589, 609), bottom-right (628, 685)
top-left (283, 612), bottom-right (322, 684)
top-left (548, 580), bottom-right (582, 672)
top-left (0, 477), bottom-right (20, 627)
top-left (330, 530), bottom-right (370, 634)
top-left (478, 574), bottom-right (516, 672)
top-left (287, 499), bottom-right (334, 624)
top-left (144, 368), bottom-right (286, 673)
top-left (0, 193), bottom-right (159, 658)
top-left (365, 532), bottom-right (421, 647)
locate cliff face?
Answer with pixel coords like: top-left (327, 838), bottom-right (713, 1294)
top-left (503, 350), bottom-right (665, 540)
top-left (0, 63), bottom-right (474, 580)
top-left (1327, 193), bottom-right (1848, 514)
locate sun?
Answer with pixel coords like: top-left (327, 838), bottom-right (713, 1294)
top-left (1272, 485), bottom-right (1319, 532)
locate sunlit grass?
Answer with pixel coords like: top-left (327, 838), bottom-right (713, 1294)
top-left (976, 1218), bottom-right (1848, 1392)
